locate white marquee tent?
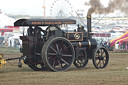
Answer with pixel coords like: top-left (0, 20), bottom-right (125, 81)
top-left (0, 12), bottom-right (16, 28)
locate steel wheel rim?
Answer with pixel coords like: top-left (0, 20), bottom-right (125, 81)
top-left (46, 38), bottom-right (74, 71)
top-left (93, 47), bottom-right (109, 69)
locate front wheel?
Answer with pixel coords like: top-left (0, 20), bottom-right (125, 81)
top-left (74, 50), bottom-right (88, 68)
top-left (92, 46), bottom-right (109, 69)
top-left (42, 37), bottom-right (75, 72)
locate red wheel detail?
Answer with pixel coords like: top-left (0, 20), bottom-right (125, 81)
top-left (42, 37), bottom-right (75, 71)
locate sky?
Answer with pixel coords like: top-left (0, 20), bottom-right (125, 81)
top-left (0, 0), bottom-right (114, 17)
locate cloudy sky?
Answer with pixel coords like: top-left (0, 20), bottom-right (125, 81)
top-left (0, 0), bottom-right (113, 16)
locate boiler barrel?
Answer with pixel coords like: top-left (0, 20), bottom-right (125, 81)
top-left (72, 38), bottom-right (97, 49)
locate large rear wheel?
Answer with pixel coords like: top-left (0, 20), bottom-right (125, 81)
top-left (42, 37), bottom-right (75, 71)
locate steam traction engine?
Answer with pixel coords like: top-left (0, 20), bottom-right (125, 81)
top-left (12, 15), bottom-right (109, 71)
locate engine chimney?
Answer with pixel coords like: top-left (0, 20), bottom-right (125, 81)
top-left (87, 15), bottom-right (92, 38)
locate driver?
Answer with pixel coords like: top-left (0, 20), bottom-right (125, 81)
top-left (27, 26), bottom-right (34, 36)
top-left (34, 26), bottom-right (46, 40)
top-left (77, 25), bottom-right (87, 37)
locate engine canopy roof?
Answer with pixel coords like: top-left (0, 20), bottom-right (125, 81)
top-left (14, 19), bottom-right (76, 26)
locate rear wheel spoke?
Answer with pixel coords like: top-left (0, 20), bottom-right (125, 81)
top-left (53, 60), bottom-right (55, 67)
top-left (56, 43), bottom-right (59, 51)
top-left (59, 41), bottom-right (64, 52)
top-left (58, 60), bottom-right (62, 69)
top-left (50, 46), bottom-right (57, 53)
top-left (49, 57), bottom-right (56, 62)
top-left (48, 53), bottom-right (56, 56)
top-left (62, 54), bottom-right (72, 57)
top-left (61, 58), bottom-right (69, 65)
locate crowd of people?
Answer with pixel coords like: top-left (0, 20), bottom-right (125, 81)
top-left (100, 40), bottom-right (112, 50)
top-left (99, 40), bottom-right (128, 51)
top-left (115, 41), bottom-right (128, 50)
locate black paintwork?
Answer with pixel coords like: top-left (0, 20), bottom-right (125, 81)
top-left (14, 19), bottom-right (76, 26)
top-left (11, 17), bottom-right (109, 71)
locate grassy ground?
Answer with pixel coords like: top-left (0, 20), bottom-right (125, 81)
top-left (0, 46), bottom-right (20, 54)
top-left (0, 49), bottom-right (128, 85)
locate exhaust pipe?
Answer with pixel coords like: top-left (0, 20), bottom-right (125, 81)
top-left (87, 15), bottom-right (92, 38)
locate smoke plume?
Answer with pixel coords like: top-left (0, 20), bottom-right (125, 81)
top-left (86, 0), bottom-right (128, 16)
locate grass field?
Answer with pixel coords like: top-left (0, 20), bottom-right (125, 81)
top-left (0, 49), bottom-right (128, 85)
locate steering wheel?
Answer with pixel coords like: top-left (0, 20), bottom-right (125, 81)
top-left (46, 25), bottom-right (61, 31)
top-left (45, 25), bottom-right (61, 39)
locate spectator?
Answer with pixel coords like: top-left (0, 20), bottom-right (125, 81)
top-left (122, 42), bottom-right (126, 49)
top-left (10, 40), bottom-right (12, 47)
top-left (100, 40), bottom-right (103, 46)
top-left (14, 39), bottom-right (20, 49)
top-left (127, 42), bottom-right (128, 50)
top-left (104, 41), bottom-right (107, 48)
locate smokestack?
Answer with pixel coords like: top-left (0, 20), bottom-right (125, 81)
top-left (87, 15), bottom-right (92, 38)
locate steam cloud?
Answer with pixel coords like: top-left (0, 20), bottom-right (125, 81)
top-left (86, 0), bottom-right (128, 15)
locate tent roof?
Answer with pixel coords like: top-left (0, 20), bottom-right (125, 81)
top-left (116, 37), bottom-right (128, 44)
top-left (0, 13), bottom-right (15, 27)
top-left (110, 31), bottom-right (128, 44)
